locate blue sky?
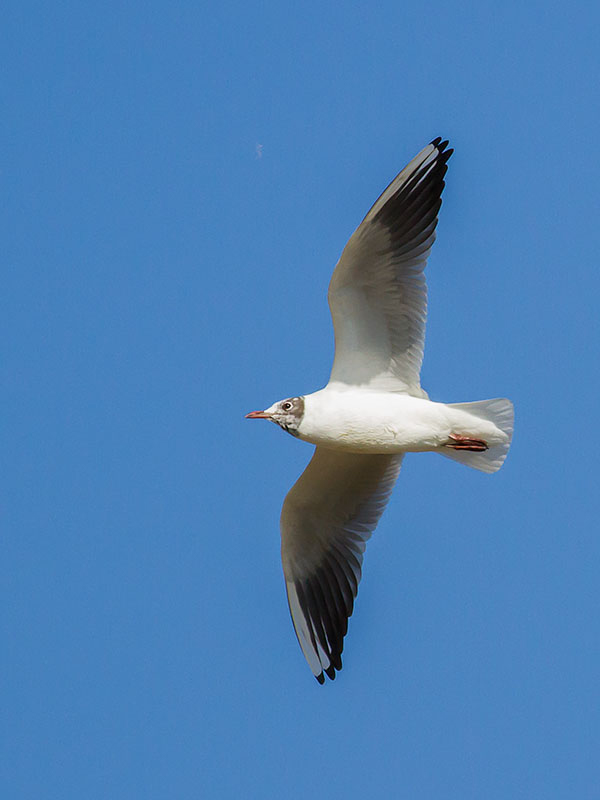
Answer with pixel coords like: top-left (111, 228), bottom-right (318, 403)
top-left (3, 1), bottom-right (600, 797)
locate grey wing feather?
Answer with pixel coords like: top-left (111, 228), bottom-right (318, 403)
top-left (328, 138), bottom-right (452, 395)
top-left (280, 448), bottom-right (403, 683)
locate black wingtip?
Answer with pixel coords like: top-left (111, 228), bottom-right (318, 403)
top-left (315, 664), bottom-right (340, 684)
top-left (430, 137), bottom-right (452, 157)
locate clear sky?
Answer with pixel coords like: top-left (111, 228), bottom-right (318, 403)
top-left (3, 1), bottom-right (600, 798)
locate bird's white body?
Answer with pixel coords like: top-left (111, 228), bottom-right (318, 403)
top-left (296, 389), bottom-right (509, 454)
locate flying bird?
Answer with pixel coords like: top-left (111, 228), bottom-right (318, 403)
top-left (246, 138), bottom-right (514, 683)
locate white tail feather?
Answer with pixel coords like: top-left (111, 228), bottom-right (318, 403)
top-left (440, 398), bottom-right (514, 474)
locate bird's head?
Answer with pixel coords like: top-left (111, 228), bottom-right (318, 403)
top-left (245, 396), bottom-right (305, 436)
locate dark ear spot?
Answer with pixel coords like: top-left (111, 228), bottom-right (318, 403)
top-left (293, 396), bottom-right (305, 419)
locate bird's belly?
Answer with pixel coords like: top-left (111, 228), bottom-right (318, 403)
top-left (300, 402), bottom-right (451, 453)
top-left (303, 428), bottom-right (442, 453)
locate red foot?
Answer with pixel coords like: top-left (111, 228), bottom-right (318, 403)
top-left (446, 433), bottom-right (489, 452)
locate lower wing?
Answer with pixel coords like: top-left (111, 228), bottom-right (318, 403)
top-left (280, 447), bottom-right (403, 683)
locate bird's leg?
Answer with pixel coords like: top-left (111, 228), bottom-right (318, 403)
top-left (445, 433), bottom-right (489, 452)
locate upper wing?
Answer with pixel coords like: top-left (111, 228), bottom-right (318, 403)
top-left (280, 447), bottom-right (403, 683)
top-left (327, 138), bottom-right (453, 396)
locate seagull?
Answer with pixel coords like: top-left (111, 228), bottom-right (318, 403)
top-left (246, 138), bottom-right (514, 684)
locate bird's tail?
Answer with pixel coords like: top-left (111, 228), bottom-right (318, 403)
top-left (439, 398), bottom-right (514, 474)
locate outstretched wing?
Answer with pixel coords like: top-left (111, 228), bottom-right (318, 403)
top-left (327, 138), bottom-right (452, 396)
top-left (280, 447), bottom-right (403, 683)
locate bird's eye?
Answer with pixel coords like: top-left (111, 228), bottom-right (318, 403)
top-left (282, 401), bottom-right (292, 411)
